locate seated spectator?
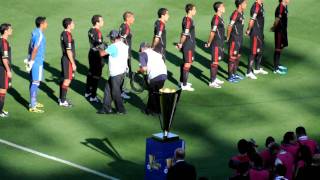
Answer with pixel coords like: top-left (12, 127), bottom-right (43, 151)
top-left (260, 136), bottom-right (277, 170)
top-left (274, 164), bottom-right (288, 180)
top-left (295, 126), bottom-right (319, 155)
top-left (229, 162), bottom-right (250, 180)
top-left (281, 132), bottom-right (299, 161)
top-left (167, 148), bottom-right (197, 180)
top-left (275, 143), bottom-right (294, 180)
top-left (295, 145), bottom-right (313, 180)
top-left (229, 139), bottom-right (250, 174)
top-left (248, 154), bottom-right (269, 180)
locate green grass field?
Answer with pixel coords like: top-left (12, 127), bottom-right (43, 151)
top-left (0, 0), bottom-right (319, 179)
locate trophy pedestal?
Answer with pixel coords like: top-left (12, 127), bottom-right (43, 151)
top-left (145, 137), bottom-right (185, 180)
top-left (152, 132), bottom-right (179, 142)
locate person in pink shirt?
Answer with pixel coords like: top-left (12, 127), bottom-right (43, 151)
top-left (229, 139), bottom-right (250, 174)
top-left (248, 154), bottom-right (270, 180)
top-left (295, 126), bottom-right (319, 155)
top-left (280, 131), bottom-right (299, 161)
top-left (275, 146), bottom-right (294, 180)
top-left (260, 136), bottom-right (277, 170)
top-left (295, 144), bottom-right (313, 180)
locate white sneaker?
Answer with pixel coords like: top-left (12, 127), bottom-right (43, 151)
top-left (121, 92), bottom-right (131, 99)
top-left (180, 82), bottom-right (192, 87)
top-left (259, 68), bottom-right (269, 75)
top-left (84, 92), bottom-right (91, 98)
top-left (246, 72), bottom-right (258, 80)
top-left (215, 78), bottom-right (224, 85)
top-left (59, 100), bottom-right (73, 107)
top-left (0, 111), bottom-right (8, 118)
top-left (89, 96), bottom-right (100, 102)
top-left (253, 69), bottom-right (261, 74)
top-left (181, 84), bottom-right (195, 91)
top-left (209, 82), bottom-right (222, 88)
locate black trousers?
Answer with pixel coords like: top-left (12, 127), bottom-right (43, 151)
top-left (102, 73), bottom-right (125, 113)
top-left (147, 79), bottom-right (165, 114)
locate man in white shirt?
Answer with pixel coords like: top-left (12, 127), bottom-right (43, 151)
top-left (139, 42), bottom-right (167, 115)
top-left (98, 30), bottom-right (128, 115)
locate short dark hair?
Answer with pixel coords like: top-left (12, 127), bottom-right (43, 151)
top-left (213, 1), bottom-right (223, 12)
top-left (35, 16), bottom-right (46, 28)
top-left (91, 15), bottom-right (102, 25)
top-left (279, 0), bottom-right (283, 3)
top-left (237, 139), bottom-right (248, 154)
top-left (62, 18), bottom-right (73, 29)
top-left (123, 11), bottom-right (134, 21)
top-left (0, 23), bottom-right (11, 35)
top-left (174, 148), bottom-right (185, 160)
top-left (296, 126), bottom-right (306, 137)
top-left (265, 136), bottom-right (275, 148)
top-left (235, 0), bottom-right (245, 8)
top-left (157, 8), bottom-right (168, 18)
top-left (185, 3), bottom-right (195, 13)
top-left (282, 131), bottom-right (295, 144)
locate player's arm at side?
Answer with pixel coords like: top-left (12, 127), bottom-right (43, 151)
top-left (271, 6), bottom-right (283, 32)
top-left (177, 18), bottom-right (191, 49)
top-left (138, 52), bottom-right (148, 74)
top-left (1, 42), bottom-right (12, 78)
top-left (63, 33), bottom-right (77, 71)
top-left (152, 22), bottom-right (163, 49)
top-left (227, 12), bottom-right (238, 41)
top-left (246, 4), bottom-right (260, 35)
top-left (205, 17), bottom-right (218, 48)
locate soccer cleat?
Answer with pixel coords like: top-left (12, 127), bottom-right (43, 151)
top-left (0, 111), bottom-right (8, 118)
top-left (209, 82), bottom-right (222, 89)
top-left (273, 69), bottom-right (286, 75)
top-left (2, 110), bottom-right (9, 116)
top-left (181, 84), bottom-right (195, 91)
top-left (234, 74), bottom-right (244, 80)
top-left (215, 78), bottom-right (225, 85)
top-left (180, 82), bottom-right (192, 87)
top-left (246, 72), bottom-right (258, 80)
top-left (59, 99), bottom-right (73, 108)
top-left (84, 92), bottom-right (91, 98)
top-left (121, 92), bottom-right (131, 99)
top-left (35, 102), bottom-right (44, 108)
top-left (227, 76), bottom-right (239, 83)
top-left (259, 68), bottom-right (268, 75)
top-left (29, 107), bottom-right (44, 113)
top-left (89, 96), bottom-right (100, 103)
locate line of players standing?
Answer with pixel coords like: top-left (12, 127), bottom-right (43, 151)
top-left (0, 0), bottom-right (289, 117)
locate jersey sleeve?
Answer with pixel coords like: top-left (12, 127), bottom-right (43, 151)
top-left (105, 44), bottom-right (118, 57)
top-left (139, 52), bottom-right (148, 67)
top-left (182, 17), bottom-right (191, 35)
top-left (275, 5), bottom-right (284, 18)
top-left (155, 21), bottom-right (164, 38)
top-left (229, 11), bottom-right (239, 26)
top-left (211, 16), bottom-right (219, 32)
top-left (251, 3), bottom-right (260, 20)
top-left (1, 40), bottom-right (9, 59)
top-left (63, 32), bottom-right (72, 50)
top-left (32, 30), bottom-right (43, 49)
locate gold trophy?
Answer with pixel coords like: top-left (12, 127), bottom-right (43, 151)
top-left (153, 88), bottom-right (181, 141)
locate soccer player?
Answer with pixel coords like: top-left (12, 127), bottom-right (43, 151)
top-left (27, 16), bottom-right (48, 113)
top-left (0, 23), bottom-right (12, 117)
top-left (85, 15), bottom-right (105, 102)
top-left (176, 3), bottom-right (196, 91)
top-left (138, 42), bottom-right (167, 115)
top-left (98, 30), bottom-right (128, 115)
top-left (205, 1), bottom-right (225, 88)
top-left (271, 0), bottom-right (290, 74)
top-left (152, 8), bottom-right (169, 60)
top-left (245, 0), bottom-right (268, 80)
top-left (226, 0), bottom-right (247, 83)
top-left (119, 11), bottom-right (135, 100)
top-left (59, 18), bottom-right (77, 107)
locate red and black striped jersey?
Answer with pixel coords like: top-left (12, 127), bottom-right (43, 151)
top-left (154, 19), bottom-right (166, 49)
top-left (250, 2), bottom-right (265, 37)
top-left (88, 28), bottom-right (103, 49)
top-left (275, 3), bottom-right (288, 33)
top-left (211, 15), bottom-right (225, 47)
top-left (60, 31), bottom-right (75, 58)
top-left (0, 38), bottom-right (11, 67)
top-left (119, 23), bottom-right (132, 48)
top-left (229, 10), bottom-right (245, 41)
top-left (181, 16), bottom-right (195, 46)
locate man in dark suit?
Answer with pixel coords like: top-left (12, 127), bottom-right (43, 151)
top-left (167, 148), bottom-right (197, 180)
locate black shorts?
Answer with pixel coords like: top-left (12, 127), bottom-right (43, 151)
top-left (275, 31), bottom-right (288, 50)
top-left (88, 50), bottom-right (105, 77)
top-left (228, 39), bottom-right (242, 60)
top-left (0, 66), bottom-right (9, 89)
top-left (211, 45), bottom-right (224, 65)
top-left (182, 45), bottom-right (195, 63)
top-left (61, 56), bottom-right (73, 80)
top-left (250, 35), bottom-right (264, 55)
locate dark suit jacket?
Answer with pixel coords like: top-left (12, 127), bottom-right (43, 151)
top-left (167, 160), bottom-right (197, 180)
